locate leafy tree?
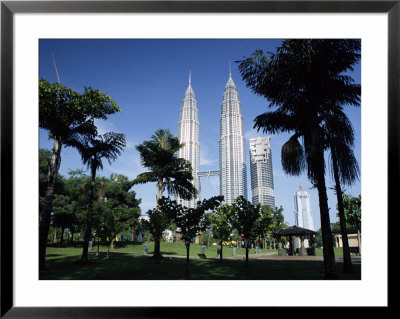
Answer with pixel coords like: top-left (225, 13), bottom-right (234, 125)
top-left (159, 196), bottom-right (223, 278)
top-left (132, 217), bottom-right (146, 242)
top-left (237, 39), bottom-right (360, 279)
top-left (315, 229), bottom-right (323, 248)
top-left (230, 196), bottom-right (260, 266)
top-left (133, 129), bottom-right (197, 260)
top-left (72, 132), bottom-right (126, 263)
top-left (341, 194), bottom-right (361, 230)
top-left (102, 174), bottom-right (141, 233)
top-left (270, 206), bottom-right (287, 248)
top-left (39, 79), bottom-right (121, 270)
top-left (93, 201), bottom-right (122, 259)
top-left (51, 194), bottom-right (76, 244)
top-left (254, 205), bottom-right (274, 249)
top-left (63, 170), bottom-right (92, 242)
top-left (141, 207), bottom-right (172, 253)
top-left (207, 204), bottom-right (233, 262)
top-left (93, 174), bottom-right (141, 256)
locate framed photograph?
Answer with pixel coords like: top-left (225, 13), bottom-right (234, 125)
top-left (1, 0), bottom-right (395, 316)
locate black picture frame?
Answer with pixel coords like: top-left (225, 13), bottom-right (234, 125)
top-left (1, 0), bottom-right (395, 317)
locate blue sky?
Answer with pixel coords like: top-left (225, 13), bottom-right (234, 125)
top-left (39, 39), bottom-right (361, 230)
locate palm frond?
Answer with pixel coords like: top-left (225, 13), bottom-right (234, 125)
top-left (281, 134), bottom-right (306, 176)
top-left (254, 110), bottom-right (297, 135)
top-left (132, 172), bottom-right (158, 185)
top-left (328, 140), bottom-right (360, 186)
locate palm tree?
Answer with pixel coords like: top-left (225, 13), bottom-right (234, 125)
top-left (133, 129), bottom-right (197, 260)
top-left (324, 109), bottom-right (360, 273)
top-left (39, 79), bottom-right (120, 270)
top-left (72, 132), bottom-right (126, 262)
top-left (238, 39), bottom-right (360, 279)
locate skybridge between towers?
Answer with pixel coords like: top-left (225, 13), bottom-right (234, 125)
top-left (197, 170), bottom-right (220, 199)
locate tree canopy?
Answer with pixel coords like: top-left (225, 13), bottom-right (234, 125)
top-left (230, 196), bottom-right (260, 266)
top-left (340, 194), bottom-right (361, 230)
top-left (39, 79), bottom-right (122, 270)
top-left (39, 79), bottom-right (120, 143)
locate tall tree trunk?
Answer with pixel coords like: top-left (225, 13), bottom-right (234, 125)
top-left (60, 226), bottom-right (65, 244)
top-left (331, 148), bottom-right (353, 273)
top-left (81, 174), bottom-right (95, 263)
top-left (151, 180), bottom-right (164, 260)
top-left (219, 240), bottom-right (223, 262)
top-left (314, 146), bottom-right (338, 279)
top-left (307, 125), bottom-right (337, 279)
top-left (185, 243), bottom-right (190, 279)
top-left (245, 240), bottom-right (249, 267)
top-left (70, 230), bottom-right (74, 243)
top-left (153, 235), bottom-right (161, 262)
top-left (39, 136), bottom-right (62, 271)
top-left (131, 225), bottom-right (135, 242)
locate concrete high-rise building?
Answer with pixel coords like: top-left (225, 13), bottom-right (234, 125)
top-left (177, 72), bottom-right (200, 208)
top-left (293, 186), bottom-right (315, 249)
top-left (219, 72), bottom-right (247, 204)
top-left (249, 136), bottom-right (275, 207)
top-left (294, 186), bottom-right (314, 231)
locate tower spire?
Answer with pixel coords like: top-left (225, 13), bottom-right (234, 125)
top-left (189, 69), bottom-right (191, 85)
top-left (52, 53), bottom-right (61, 84)
top-left (229, 61), bottom-right (232, 76)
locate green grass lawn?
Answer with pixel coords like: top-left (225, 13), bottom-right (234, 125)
top-left (41, 242), bottom-right (360, 280)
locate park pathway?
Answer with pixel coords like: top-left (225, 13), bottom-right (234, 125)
top-left (159, 251), bottom-right (361, 262)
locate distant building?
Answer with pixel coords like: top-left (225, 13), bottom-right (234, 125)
top-left (219, 72), bottom-right (247, 204)
top-left (293, 186), bottom-right (314, 248)
top-left (249, 136), bottom-right (275, 207)
top-left (294, 186), bottom-right (314, 230)
top-left (333, 227), bottom-right (361, 255)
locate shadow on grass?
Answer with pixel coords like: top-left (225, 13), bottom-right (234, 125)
top-left (40, 251), bottom-right (361, 280)
top-left (46, 254), bottom-right (66, 258)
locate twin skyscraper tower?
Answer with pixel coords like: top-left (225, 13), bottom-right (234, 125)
top-left (177, 71), bottom-right (275, 208)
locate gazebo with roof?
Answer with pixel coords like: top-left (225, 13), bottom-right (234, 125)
top-left (274, 225), bottom-right (318, 256)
